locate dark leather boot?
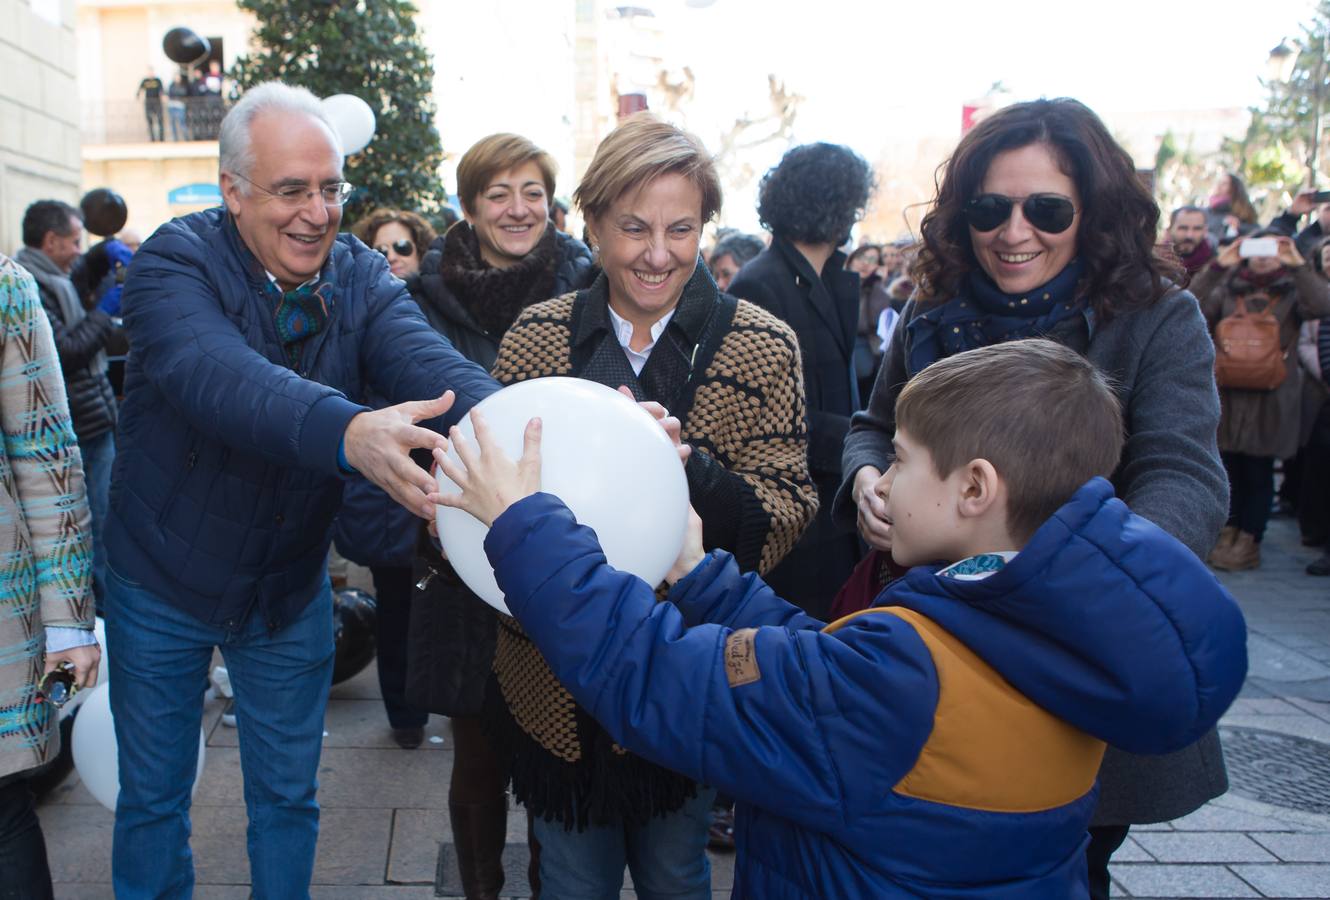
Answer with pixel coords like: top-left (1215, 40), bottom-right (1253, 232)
top-left (450, 798), bottom-right (508, 900)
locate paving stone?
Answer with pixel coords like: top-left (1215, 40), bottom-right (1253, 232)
top-left (1249, 832), bottom-right (1330, 862)
top-left (1131, 832), bottom-right (1277, 863)
top-left (1109, 863), bottom-right (1259, 897)
top-left (37, 801), bottom-right (113, 883)
top-left (313, 807), bottom-right (394, 885)
top-left (1230, 863), bottom-right (1330, 896)
top-left (312, 889), bottom-right (436, 898)
top-left (191, 746), bottom-right (451, 809)
top-left (191, 805), bottom-right (251, 885)
top-left (206, 700), bottom-right (449, 751)
top-left (1244, 634), bottom-right (1330, 682)
top-left (1167, 803), bottom-right (1311, 833)
top-left (1227, 698), bottom-right (1304, 716)
top-left (1111, 836), bottom-right (1155, 862)
top-left (386, 806), bottom-right (530, 884)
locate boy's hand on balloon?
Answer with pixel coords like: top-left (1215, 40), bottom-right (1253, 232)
top-left (432, 410), bottom-right (542, 527)
top-left (617, 385), bottom-right (691, 464)
top-left (666, 506), bottom-right (705, 585)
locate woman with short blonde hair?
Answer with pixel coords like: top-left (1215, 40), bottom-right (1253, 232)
top-left (485, 113), bottom-right (815, 899)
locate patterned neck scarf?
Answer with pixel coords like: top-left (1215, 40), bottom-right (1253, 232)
top-left (906, 258), bottom-right (1087, 374)
top-left (263, 277), bottom-right (334, 368)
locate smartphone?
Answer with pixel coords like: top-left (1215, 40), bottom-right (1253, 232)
top-left (1240, 237), bottom-right (1279, 258)
top-left (1312, 190), bottom-right (1330, 203)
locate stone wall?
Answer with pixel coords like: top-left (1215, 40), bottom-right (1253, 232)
top-left (0, 0), bottom-right (81, 255)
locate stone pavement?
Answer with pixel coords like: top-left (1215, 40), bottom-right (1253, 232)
top-left (33, 515), bottom-right (1330, 898)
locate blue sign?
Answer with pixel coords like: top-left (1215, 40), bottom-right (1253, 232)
top-left (168, 183), bottom-right (222, 205)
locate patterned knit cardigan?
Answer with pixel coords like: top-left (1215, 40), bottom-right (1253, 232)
top-left (485, 273), bottom-right (818, 830)
top-left (0, 255), bottom-right (94, 780)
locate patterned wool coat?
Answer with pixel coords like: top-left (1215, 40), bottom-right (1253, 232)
top-left (0, 255), bottom-right (94, 780)
top-left (484, 265), bottom-right (818, 828)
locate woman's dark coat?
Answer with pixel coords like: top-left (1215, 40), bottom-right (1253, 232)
top-left (727, 234), bottom-right (861, 619)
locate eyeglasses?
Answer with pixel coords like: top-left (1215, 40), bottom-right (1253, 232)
top-left (35, 662), bottom-right (78, 708)
top-left (232, 173), bottom-right (354, 208)
top-left (964, 193), bottom-right (1078, 234)
top-left (375, 239), bottom-right (416, 258)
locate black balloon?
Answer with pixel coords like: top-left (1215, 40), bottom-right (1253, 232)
top-left (80, 188), bottom-right (128, 237)
top-left (162, 27), bottom-right (211, 65)
top-left (332, 588), bottom-right (377, 685)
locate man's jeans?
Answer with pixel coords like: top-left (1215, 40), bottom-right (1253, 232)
top-left (78, 430), bottom-right (114, 611)
top-left (531, 786), bottom-right (715, 900)
top-left (105, 563), bottom-right (334, 900)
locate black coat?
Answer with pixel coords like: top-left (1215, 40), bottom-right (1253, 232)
top-left (402, 225), bottom-right (595, 716)
top-left (727, 235), bottom-right (861, 618)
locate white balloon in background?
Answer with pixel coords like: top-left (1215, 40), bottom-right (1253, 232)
top-left (71, 683), bottom-right (206, 811)
top-left (435, 377), bottom-right (690, 614)
top-left (321, 94), bottom-right (376, 156)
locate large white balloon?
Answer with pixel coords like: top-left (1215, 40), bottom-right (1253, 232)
top-left (71, 683), bottom-right (206, 811)
top-left (321, 94), bottom-right (376, 156)
top-left (435, 378), bottom-right (690, 613)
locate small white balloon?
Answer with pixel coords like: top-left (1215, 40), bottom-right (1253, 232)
top-left (71, 683), bottom-right (207, 811)
top-left (435, 378), bottom-right (690, 613)
top-left (321, 94), bottom-right (376, 156)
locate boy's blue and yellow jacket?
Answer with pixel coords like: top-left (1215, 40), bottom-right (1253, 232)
top-left (486, 477), bottom-right (1248, 898)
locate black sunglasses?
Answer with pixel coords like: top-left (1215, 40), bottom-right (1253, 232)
top-left (964, 193), bottom-right (1077, 234)
top-left (375, 239), bottom-right (416, 257)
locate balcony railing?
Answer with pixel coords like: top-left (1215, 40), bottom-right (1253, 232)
top-left (82, 97), bottom-right (231, 145)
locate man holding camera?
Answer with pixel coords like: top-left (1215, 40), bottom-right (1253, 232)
top-left (1269, 187), bottom-right (1330, 258)
top-left (15, 201), bottom-right (126, 612)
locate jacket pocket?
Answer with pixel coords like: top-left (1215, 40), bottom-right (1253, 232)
top-left (154, 441), bottom-right (200, 529)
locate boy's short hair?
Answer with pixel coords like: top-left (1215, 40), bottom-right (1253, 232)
top-left (895, 339), bottom-right (1123, 541)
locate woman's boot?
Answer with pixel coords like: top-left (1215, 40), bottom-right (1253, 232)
top-left (1207, 526), bottom-right (1240, 569)
top-left (449, 797), bottom-right (508, 900)
top-left (1218, 532), bottom-right (1261, 571)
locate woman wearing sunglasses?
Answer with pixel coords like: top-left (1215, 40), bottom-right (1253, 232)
top-left (352, 208), bottom-right (436, 281)
top-left (835, 98), bottom-right (1229, 900)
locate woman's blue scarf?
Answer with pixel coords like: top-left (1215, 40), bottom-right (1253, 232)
top-left (905, 259), bottom-right (1088, 374)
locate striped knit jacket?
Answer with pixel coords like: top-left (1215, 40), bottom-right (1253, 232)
top-left (484, 266), bottom-right (818, 828)
top-left (0, 254), bottom-right (94, 780)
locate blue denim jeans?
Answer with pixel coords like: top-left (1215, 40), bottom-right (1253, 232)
top-left (77, 429), bottom-right (114, 611)
top-left (105, 563), bottom-right (334, 900)
top-left (532, 786), bottom-right (715, 900)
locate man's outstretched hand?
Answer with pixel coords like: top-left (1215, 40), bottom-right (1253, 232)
top-left (344, 391), bottom-right (455, 519)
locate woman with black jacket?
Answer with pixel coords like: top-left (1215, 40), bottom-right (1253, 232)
top-left (727, 143), bottom-right (874, 620)
top-left (405, 133), bottom-right (593, 900)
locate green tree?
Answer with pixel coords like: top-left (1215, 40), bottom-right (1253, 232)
top-left (230, 0), bottom-right (448, 226)
top-left (1256, 0), bottom-right (1330, 186)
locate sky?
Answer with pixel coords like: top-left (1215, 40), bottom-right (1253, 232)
top-left (423, 0), bottom-right (1322, 231)
top-left (650, 0), bottom-right (1319, 152)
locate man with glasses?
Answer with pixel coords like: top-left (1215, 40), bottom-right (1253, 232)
top-left (103, 81), bottom-right (498, 898)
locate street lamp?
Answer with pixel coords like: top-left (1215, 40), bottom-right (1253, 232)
top-left (1268, 41), bottom-right (1298, 84)
top-left (1269, 37), bottom-right (1327, 185)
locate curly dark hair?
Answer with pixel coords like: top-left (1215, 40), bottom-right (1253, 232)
top-left (912, 98), bottom-right (1182, 320)
top-left (351, 208), bottom-right (437, 259)
top-left (757, 143), bottom-right (875, 245)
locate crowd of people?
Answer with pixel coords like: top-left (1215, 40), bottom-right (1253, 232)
top-left (136, 62), bottom-right (228, 142)
top-left (0, 82), bottom-right (1267, 900)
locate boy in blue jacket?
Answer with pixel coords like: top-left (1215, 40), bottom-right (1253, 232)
top-left (433, 338), bottom-right (1248, 899)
